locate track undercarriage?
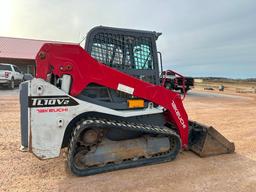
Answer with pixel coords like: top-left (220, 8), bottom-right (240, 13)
top-left (67, 118), bottom-right (181, 176)
top-left (67, 118), bottom-right (235, 176)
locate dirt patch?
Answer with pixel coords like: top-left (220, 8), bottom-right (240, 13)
top-left (0, 91), bottom-right (256, 192)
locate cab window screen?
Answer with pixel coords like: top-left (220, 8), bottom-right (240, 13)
top-left (133, 44), bottom-right (152, 69)
top-left (90, 33), bottom-right (154, 70)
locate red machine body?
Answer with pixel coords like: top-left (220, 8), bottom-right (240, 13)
top-left (35, 43), bottom-right (189, 148)
top-left (20, 27), bottom-right (234, 177)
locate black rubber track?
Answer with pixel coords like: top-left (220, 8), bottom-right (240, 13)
top-left (67, 118), bottom-right (181, 176)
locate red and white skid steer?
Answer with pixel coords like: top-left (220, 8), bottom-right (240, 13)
top-left (20, 26), bottom-right (234, 176)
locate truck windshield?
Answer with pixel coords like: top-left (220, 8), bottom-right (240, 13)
top-left (0, 64), bottom-right (12, 71)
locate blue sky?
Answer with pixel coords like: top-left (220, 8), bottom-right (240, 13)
top-left (0, 0), bottom-right (255, 78)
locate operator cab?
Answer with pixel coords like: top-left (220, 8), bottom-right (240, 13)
top-left (77, 26), bottom-right (163, 110)
top-left (85, 26), bottom-right (161, 84)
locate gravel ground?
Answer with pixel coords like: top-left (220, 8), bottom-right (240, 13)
top-left (0, 90), bottom-right (256, 192)
top-left (187, 90), bottom-right (252, 99)
top-left (0, 87), bottom-right (19, 96)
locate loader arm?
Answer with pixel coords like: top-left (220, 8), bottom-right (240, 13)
top-left (35, 43), bottom-right (189, 148)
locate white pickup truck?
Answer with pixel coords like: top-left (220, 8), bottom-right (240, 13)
top-left (0, 63), bottom-right (24, 89)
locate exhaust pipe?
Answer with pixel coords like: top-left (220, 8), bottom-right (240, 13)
top-left (188, 121), bottom-right (235, 157)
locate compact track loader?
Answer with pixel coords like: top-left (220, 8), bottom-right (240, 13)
top-left (20, 26), bottom-right (234, 176)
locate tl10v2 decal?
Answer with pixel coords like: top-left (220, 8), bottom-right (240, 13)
top-left (28, 95), bottom-right (79, 108)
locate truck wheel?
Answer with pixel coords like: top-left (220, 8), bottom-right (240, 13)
top-left (9, 78), bottom-right (15, 89)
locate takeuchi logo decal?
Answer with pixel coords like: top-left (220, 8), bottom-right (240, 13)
top-left (28, 96), bottom-right (79, 108)
top-left (171, 100), bottom-right (187, 129)
top-left (37, 108), bottom-right (68, 113)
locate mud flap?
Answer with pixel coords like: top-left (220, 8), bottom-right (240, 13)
top-left (189, 121), bottom-right (235, 157)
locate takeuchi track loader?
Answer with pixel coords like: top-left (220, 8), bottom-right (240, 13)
top-left (19, 26), bottom-right (235, 176)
